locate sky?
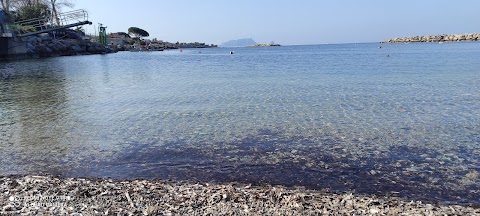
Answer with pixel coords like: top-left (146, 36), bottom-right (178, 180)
top-left (70, 0), bottom-right (480, 45)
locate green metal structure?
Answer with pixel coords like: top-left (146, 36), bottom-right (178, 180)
top-left (98, 23), bottom-right (107, 45)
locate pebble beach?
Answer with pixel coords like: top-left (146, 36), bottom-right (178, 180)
top-left (1, 175), bottom-right (479, 215)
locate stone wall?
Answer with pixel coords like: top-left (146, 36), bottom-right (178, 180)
top-left (384, 33), bottom-right (480, 43)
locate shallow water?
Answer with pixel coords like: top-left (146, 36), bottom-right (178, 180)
top-left (1, 43), bottom-right (479, 205)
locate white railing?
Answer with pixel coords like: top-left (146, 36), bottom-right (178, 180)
top-left (56, 9), bottom-right (89, 26)
top-left (14, 16), bottom-right (50, 32)
top-left (14, 9), bottom-right (89, 36)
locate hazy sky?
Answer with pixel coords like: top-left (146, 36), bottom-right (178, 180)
top-left (71, 0), bottom-right (480, 45)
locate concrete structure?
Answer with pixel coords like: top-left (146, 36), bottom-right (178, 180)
top-left (0, 36), bottom-right (28, 60)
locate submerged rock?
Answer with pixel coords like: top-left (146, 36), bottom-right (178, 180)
top-left (465, 171), bottom-right (479, 180)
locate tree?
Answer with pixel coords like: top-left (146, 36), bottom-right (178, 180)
top-left (0, 0), bottom-right (10, 12)
top-left (49, 0), bottom-right (74, 25)
top-left (13, 2), bottom-right (50, 21)
top-left (3, 0), bottom-right (51, 14)
top-left (1, 0), bottom-right (72, 22)
top-left (116, 31), bottom-right (130, 38)
top-left (128, 27), bottom-right (149, 38)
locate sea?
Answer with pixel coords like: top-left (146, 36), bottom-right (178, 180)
top-left (1, 43), bottom-right (479, 205)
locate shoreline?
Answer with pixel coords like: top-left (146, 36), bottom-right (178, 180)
top-left (1, 175), bottom-right (478, 215)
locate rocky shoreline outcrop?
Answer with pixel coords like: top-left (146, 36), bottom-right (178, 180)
top-left (22, 32), bottom-right (116, 58)
top-left (384, 33), bottom-right (480, 43)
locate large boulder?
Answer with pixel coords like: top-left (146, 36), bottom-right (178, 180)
top-left (64, 29), bottom-right (84, 40)
top-left (61, 39), bottom-right (75, 47)
top-left (23, 36), bottom-right (40, 45)
top-left (38, 33), bottom-right (52, 42)
top-left (466, 34), bottom-right (476, 41)
top-left (48, 40), bottom-right (68, 53)
top-left (26, 43), bottom-right (35, 53)
top-left (85, 42), bottom-right (107, 54)
top-left (71, 45), bottom-right (84, 52)
top-left (35, 44), bottom-right (47, 53)
top-left (34, 45), bottom-right (53, 57)
top-left (86, 44), bottom-right (96, 53)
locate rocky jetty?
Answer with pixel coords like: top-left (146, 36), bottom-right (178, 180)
top-left (23, 31), bottom-right (116, 58)
top-left (384, 33), bottom-right (480, 43)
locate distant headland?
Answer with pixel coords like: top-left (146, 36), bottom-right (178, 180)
top-left (220, 38), bottom-right (257, 47)
top-left (247, 43), bottom-right (281, 47)
top-left (384, 33), bottom-right (480, 43)
top-left (221, 38), bottom-right (281, 47)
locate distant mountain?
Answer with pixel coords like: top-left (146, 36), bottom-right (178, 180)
top-left (220, 38), bottom-right (257, 47)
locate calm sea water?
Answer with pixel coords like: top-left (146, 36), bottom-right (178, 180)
top-left (1, 43), bottom-right (479, 204)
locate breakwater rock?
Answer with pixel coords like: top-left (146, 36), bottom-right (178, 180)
top-left (23, 33), bottom-right (116, 58)
top-left (384, 33), bottom-right (480, 43)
